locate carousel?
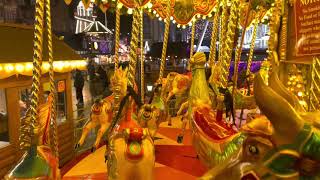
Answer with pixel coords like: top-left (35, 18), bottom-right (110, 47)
top-left (2, 0), bottom-right (320, 179)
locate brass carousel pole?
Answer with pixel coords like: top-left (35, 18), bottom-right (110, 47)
top-left (114, 2), bottom-right (121, 70)
top-left (190, 20), bottom-right (196, 59)
top-left (128, 7), bottom-right (140, 87)
top-left (208, 2), bottom-right (221, 67)
top-left (245, 20), bottom-right (258, 76)
top-left (19, 0), bottom-right (45, 150)
top-left (140, 8), bottom-right (145, 102)
top-left (218, 0), bottom-right (229, 65)
top-left (310, 57), bottom-right (320, 111)
top-left (158, 0), bottom-right (171, 81)
top-left (220, 0), bottom-right (240, 88)
top-left (232, 0), bottom-right (252, 95)
top-left (267, 0), bottom-right (282, 71)
top-left (6, 0), bottom-right (52, 178)
top-left (45, 0), bottom-right (59, 161)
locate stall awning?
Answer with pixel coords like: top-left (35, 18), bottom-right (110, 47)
top-left (0, 24), bottom-right (86, 79)
top-left (0, 23), bottom-right (82, 62)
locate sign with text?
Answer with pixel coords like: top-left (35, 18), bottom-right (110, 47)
top-left (57, 81), bottom-right (65, 92)
top-left (295, 0), bottom-right (320, 56)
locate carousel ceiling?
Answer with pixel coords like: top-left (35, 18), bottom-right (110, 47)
top-left (65, 0), bottom-right (273, 27)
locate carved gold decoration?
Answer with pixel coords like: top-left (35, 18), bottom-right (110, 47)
top-left (151, 0), bottom-right (217, 25)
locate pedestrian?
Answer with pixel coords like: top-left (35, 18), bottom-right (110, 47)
top-left (97, 66), bottom-right (109, 91)
top-left (74, 69), bottom-right (85, 106)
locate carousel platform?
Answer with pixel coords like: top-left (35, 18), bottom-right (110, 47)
top-left (61, 117), bottom-right (208, 179)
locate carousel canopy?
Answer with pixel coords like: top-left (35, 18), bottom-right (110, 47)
top-left (0, 24), bottom-right (86, 79)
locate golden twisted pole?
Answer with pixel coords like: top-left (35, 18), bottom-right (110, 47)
top-left (208, 5), bottom-right (221, 67)
top-left (218, 0), bottom-right (229, 63)
top-left (45, 0), bottom-right (59, 160)
top-left (279, 1), bottom-right (288, 62)
top-left (114, 5), bottom-right (121, 69)
top-left (246, 21), bottom-right (258, 75)
top-left (158, 0), bottom-right (171, 80)
top-left (190, 20), bottom-right (196, 58)
top-left (233, 1), bottom-right (252, 92)
top-left (267, 0), bottom-right (281, 69)
top-left (310, 57), bottom-right (320, 111)
top-left (19, 0), bottom-right (45, 149)
top-left (140, 9), bottom-right (145, 102)
top-left (220, 0), bottom-right (240, 88)
top-left (128, 9), bottom-right (140, 87)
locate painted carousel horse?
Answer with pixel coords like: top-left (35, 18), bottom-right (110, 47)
top-left (6, 93), bottom-right (60, 179)
top-left (106, 86), bottom-right (155, 180)
top-left (199, 71), bottom-right (320, 180)
top-left (150, 72), bottom-right (191, 126)
top-left (76, 67), bottom-right (128, 151)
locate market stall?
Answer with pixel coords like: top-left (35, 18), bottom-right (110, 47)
top-left (0, 23), bottom-right (86, 178)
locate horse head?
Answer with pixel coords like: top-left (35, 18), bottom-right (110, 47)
top-left (110, 67), bottom-right (128, 99)
top-left (203, 72), bottom-right (320, 179)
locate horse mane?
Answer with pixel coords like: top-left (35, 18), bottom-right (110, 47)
top-left (106, 85), bottom-right (143, 137)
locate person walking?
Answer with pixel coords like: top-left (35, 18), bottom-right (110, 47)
top-left (74, 69), bottom-right (85, 106)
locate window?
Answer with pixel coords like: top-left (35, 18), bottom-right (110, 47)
top-left (19, 88), bottom-right (32, 118)
top-left (43, 80), bottom-right (67, 124)
top-left (0, 89), bottom-right (9, 148)
top-left (19, 80), bottom-right (67, 125)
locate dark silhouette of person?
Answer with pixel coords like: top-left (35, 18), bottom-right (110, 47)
top-left (74, 69), bottom-right (85, 106)
top-left (97, 66), bottom-right (109, 91)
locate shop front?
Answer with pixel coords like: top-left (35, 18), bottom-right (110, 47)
top-left (0, 24), bottom-right (86, 178)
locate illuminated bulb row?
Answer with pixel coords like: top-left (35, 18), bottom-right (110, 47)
top-left (0, 61), bottom-right (87, 74)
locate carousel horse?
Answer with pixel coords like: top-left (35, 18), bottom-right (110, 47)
top-left (106, 86), bottom-right (155, 180)
top-left (6, 93), bottom-right (60, 179)
top-left (199, 71), bottom-right (320, 180)
top-left (76, 67), bottom-right (128, 151)
top-left (208, 62), bottom-right (257, 119)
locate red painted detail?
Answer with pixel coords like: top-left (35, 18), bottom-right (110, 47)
top-left (193, 106), bottom-right (236, 141)
top-left (155, 145), bottom-right (207, 177)
top-left (128, 128), bottom-right (144, 141)
top-left (216, 110), bottom-right (223, 122)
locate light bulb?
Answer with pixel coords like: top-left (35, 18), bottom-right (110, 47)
top-left (147, 2), bottom-right (153, 9)
top-left (117, 3), bottom-right (123, 9)
top-left (127, 8), bottom-right (133, 14)
top-left (15, 64), bottom-right (24, 72)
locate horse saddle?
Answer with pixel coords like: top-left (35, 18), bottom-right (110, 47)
top-left (124, 128), bottom-right (146, 161)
